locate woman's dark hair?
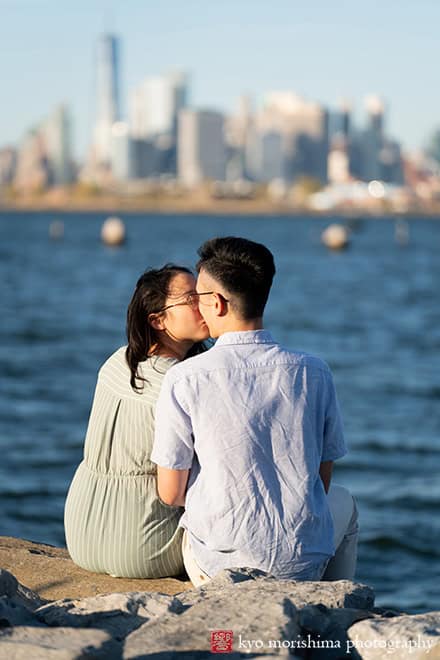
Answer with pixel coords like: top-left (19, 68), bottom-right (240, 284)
top-left (125, 263), bottom-right (206, 392)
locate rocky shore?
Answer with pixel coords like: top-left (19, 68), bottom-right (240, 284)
top-left (2, 195), bottom-right (440, 218)
top-left (0, 536), bottom-right (438, 659)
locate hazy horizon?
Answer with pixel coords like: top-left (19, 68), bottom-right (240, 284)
top-left (1, 0), bottom-right (439, 160)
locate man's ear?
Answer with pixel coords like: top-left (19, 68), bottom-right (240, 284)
top-left (148, 313), bottom-right (165, 330)
top-left (214, 294), bottom-right (229, 317)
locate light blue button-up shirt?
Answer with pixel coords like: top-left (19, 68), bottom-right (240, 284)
top-left (152, 329), bottom-right (346, 580)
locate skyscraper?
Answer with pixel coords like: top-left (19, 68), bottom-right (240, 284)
top-left (328, 101), bottom-right (352, 184)
top-left (13, 105), bottom-right (74, 191)
top-left (129, 72), bottom-right (188, 175)
top-left (330, 100), bottom-right (351, 141)
top-left (365, 95), bottom-right (384, 136)
top-left (93, 34), bottom-right (121, 165)
top-left (0, 147), bottom-right (17, 185)
top-left (362, 95), bottom-right (385, 180)
top-left (43, 105), bottom-right (73, 184)
top-left (246, 92), bottom-right (329, 183)
top-left (225, 95), bottom-right (253, 180)
top-left (178, 110), bottom-right (226, 185)
top-left (130, 72), bottom-right (188, 140)
top-left (14, 129), bottom-right (50, 192)
top-left (111, 122), bottom-right (133, 181)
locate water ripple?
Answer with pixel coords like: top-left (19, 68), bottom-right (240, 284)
top-left (1, 211), bottom-right (439, 612)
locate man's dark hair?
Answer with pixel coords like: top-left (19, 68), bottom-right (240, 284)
top-left (196, 236), bottom-right (276, 319)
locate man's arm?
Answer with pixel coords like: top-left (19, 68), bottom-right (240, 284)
top-left (319, 460), bottom-right (333, 494)
top-left (151, 372), bottom-right (194, 502)
top-left (157, 466), bottom-right (189, 507)
top-left (321, 367), bottom-right (347, 484)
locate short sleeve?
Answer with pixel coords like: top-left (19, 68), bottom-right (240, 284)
top-left (151, 372), bottom-right (195, 470)
top-left (321, 369), bottom-right (347, 462)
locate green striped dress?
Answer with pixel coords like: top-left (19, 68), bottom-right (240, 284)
top-left (64, 347), bottom-right (184, 578)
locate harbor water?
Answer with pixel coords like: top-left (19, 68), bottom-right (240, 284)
top-left (0, 211), bottom-right (439, 612)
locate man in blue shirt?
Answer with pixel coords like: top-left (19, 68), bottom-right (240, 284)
top-left (151, 237), bottom-right (358, 585)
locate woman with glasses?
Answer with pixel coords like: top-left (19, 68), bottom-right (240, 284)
top-left (64, 264), bottom-right (209, 578)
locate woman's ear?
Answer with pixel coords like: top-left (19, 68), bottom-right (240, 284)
top-left (148, 313), bottom-right (165, 331)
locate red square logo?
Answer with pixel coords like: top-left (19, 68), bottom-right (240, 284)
top-left (210, 630), bottom-right (233, 653)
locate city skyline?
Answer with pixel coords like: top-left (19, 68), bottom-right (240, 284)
top-left (1, 0), bottom-right (439, 159)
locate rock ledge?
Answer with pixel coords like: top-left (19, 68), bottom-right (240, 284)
top-left (0, 538), bottom-right (439, 659)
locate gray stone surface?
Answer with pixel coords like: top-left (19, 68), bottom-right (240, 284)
top-left (0, 568), bottom-right (47, 628)
top-left (178, 569), bottom-right (375, 611)
top-left (0, 596), bottom-right (42, 628)
top-left (0, 626), bottom-right (119, 659)
top-left (36, 591), bottom-right (184, 641)
top-left (124, 579), bottom-right (301, 658)
top-left (348, 611), bottom-right (440, 659)
top-left (122, 571), bottom-right (374, 658)
top-left (299, 604), bottom-right (374, 633)
top-left (0, 568), bottom-right (46, 609)
top-left (298, 605), bottom-right (375, 659)
top-left (1, 561), bottom-right (438, 660)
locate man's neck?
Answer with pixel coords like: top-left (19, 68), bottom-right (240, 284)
top-left (217, 317), bottom-right (264, 335)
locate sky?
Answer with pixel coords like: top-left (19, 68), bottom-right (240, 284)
top-left (0, 0), bottom-right (439, 160)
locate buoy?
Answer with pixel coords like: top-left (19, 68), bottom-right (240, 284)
top-left (101, 217), bottom-right (126, 246)
top-left (321, 224), bottom-right (350, 250)
top-left (49, 220), bottom-right (64, 240)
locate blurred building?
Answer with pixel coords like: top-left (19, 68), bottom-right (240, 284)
top-left (131, 139), bottom-right (158, 178)
top-left (93, 34), bottom-right (121, 165)
top-left (42, 105), bottom-right (74, 184)
top-left (0, 147), bottom-right (17, 185)
top-left (360, 95), bottom-right (385, 181)
top-left (13, 104), bottom-right (74, 191)
top-left (379, 139), bottom-right (404, 184)
top-left (178, 110), bottom-right (226, 185)
top-left (403, 150), bottom-right (440, 204)
top-left (327, 96), bottom-right (403, 186)
top-left (14, 129), bottom-right (50, 192)
top-left (246, 130), bottom-right (284, 182)
top-left (130, 72), bottom-right (188, 140)
top-left (329, 100), bottom-right (351, 146)
top-left (111, 122), bottom-right (134, 181)
top-left (426, 128), bottom-right (440, 165)
top-left (339, 101), bottom-right (351, 139)
top-left (130, 72), bottom-right (188, 176)
top-left (225, 95), bottom-right (254, 180)
top-left (328, 138), bottom-right (351, 184)
top-left (110, 121), bottom-right (174, 182)
top-left (245, 92), bottom-right (329, 183)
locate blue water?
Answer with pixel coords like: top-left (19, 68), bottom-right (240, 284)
top-left (0, 211), bottom-right (439, 613)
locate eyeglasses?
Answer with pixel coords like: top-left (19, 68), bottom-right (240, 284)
top-left (196, 291), bottom-right (230, 305)
top-left (157, 291), bottom-right (229, 313)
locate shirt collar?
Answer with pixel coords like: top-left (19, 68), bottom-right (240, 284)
top-left (213, 329), bottom-right (277, 347)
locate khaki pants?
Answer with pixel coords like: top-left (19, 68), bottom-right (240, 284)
top-left (182, 528), bottom-right (211, 587)
top-left (182, 483), bottom-right (359, 588)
